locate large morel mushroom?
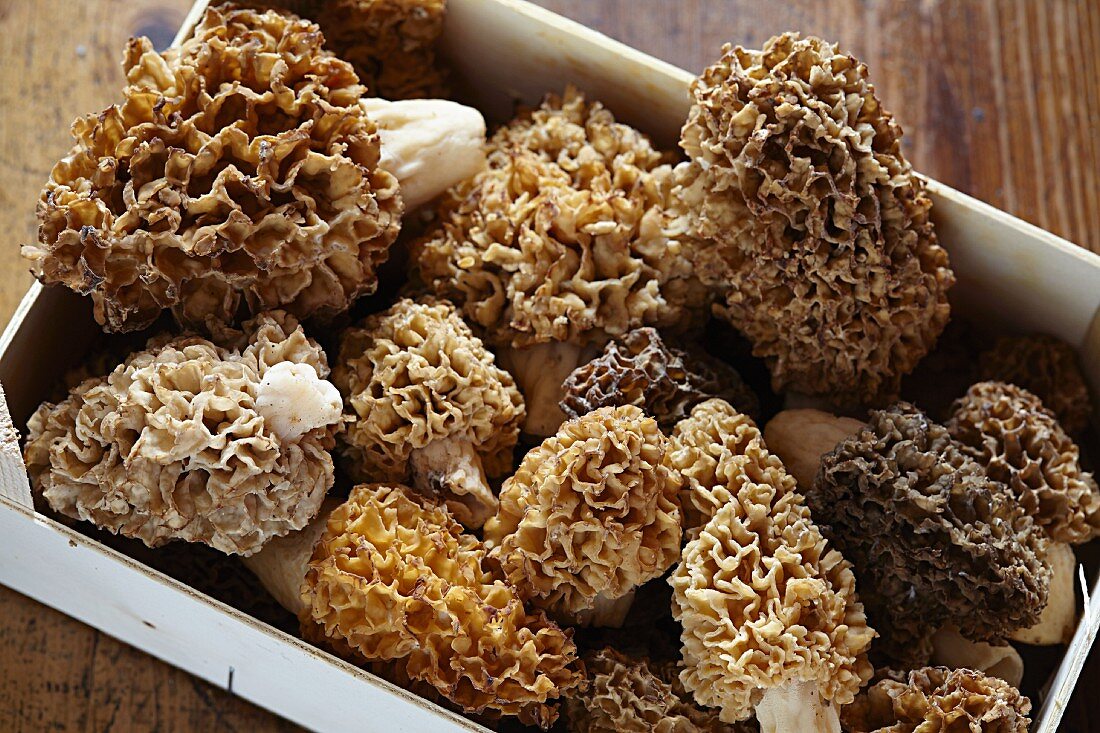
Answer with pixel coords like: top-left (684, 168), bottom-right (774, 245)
top-left (24, 312), bottom-right (342, 556)
top-left (25, 6), bottom-right (403, 332)
top-left (674, 33), bottom-right (953, 404)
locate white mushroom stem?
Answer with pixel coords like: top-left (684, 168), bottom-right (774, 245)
top-left (409, 437), bottom-right (496, 529)
top-left (499, 341), bottom-right (601, 437)
top-left (931, 625), bottom-right (1024, 687)
top-left (568, 589), bottom-right (636, 628)
top-left (242, 498), bottom-right (339, 615)
top-left (255, 362), bottom-right (342, 442)
top-left (753, 680), bottom-right (840, 733)
top-left (764, 409), bottom-right (865, 489)
top-left (1010, 541), bottom-right (1078, 646)
top-left (361, 98), bottom-right (486, 211)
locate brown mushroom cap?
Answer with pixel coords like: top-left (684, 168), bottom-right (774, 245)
top-left (484, 405), bottom-right (682, 624)
top-left (24, 312), bottom-right (339, 556)
top-left (667, 398), bottom-right (792, 533)
top-left (332, 297), bottom-right (524, 485)
top-left (979, 334), bottom-right (1091, 434)
top-left (303, 483), bottom-right (582, 727)
top-left (413, 86), bottom-right (708, 351)
top-left (560, 327), bottom-right (758, 431)
top-left (809, 403), bottom-right (1051, 666)
top-left (567, 648), bottom-right (752, 733)
top-left (675, 33), bottom-right (953, 404)
top-left (24, 6), bottom-right (402, 332)
top-left (948, 381), bottom-right (1100, 544)
top-left (670, 468), bottom-right (874, 723)
top-left (841, 666), bottom-right (1031, 733)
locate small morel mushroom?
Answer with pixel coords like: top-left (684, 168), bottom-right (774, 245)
top-left (947, 381), bottom-right (1100, 544)
top-left (808, 403), bottom-right (1051, 667)
top-left (413, 87), bottom-right (709, 433)
top-left (250, 483), bottom-right (583, 728)
top-left (674, 33), bottom-right (953, 404)
top-left (979, 334), bottom-right (1091, 434)
top-left (332, 298), bottom-right (524, 528)
top-left (841, 666), bottom-right (1031, 733)
top-left (670, 458), bottom-right (875, 731)
top-left (566, 648), bottom-right (752, 733)
top-left (484, 405), bottom-right (682, 627)
top-left (560, 327), bottom-right (758, 431)
top-left (763, 409), bottom-right (865, 490)
top-left (24, 312), bottom-right (341, 556)
top-left (666, 398), bottom-right (790, 533)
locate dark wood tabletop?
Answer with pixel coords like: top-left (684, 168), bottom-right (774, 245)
top-left (1, 1), bottom-right (1097, 730)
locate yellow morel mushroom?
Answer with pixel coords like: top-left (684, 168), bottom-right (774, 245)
top-left (484, 405), bottom-right (683, 627)
top-left (669, 460), bottom-right (874, 731)
top-left (332, 298), bottom-right (524, 528)
top-left (24, 312), bottom-right (341, 556)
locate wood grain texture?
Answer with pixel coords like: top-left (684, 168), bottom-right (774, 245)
top-left (0, 0), bottom-right (1097, 731)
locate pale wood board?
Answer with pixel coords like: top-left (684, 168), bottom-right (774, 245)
top-left (0, 0), bottom-right (1098, 731)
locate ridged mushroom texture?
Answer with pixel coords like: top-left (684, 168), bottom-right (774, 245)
top-left (560, 327), bottom-right (758, 431)
top-left (484, 405), bottom-right (683, 627)
top-left (413, 86), bottom-right (709, 435)
top-left (332, 298), bottom-right (525, 528)
top-left (808, 403), bottom-right (1051, 667)
top-left (673, 33), bottom-right (954, 405)
top-left (841, 667), bottom-right (1031, 733)
top-left (24, 312), bottom-right (342, 556)
top-left (250, 483), bottom-right (583, 728)
top-left (669, 444), bottom-right (875, 732)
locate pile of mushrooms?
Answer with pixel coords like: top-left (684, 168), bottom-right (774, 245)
top-left (21, 3), bottom-right (1095, 731)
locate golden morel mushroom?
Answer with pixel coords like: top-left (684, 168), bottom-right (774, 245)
top-left (674, 33), bottom-right (953, 404)
top-left (413, 87), bottom-right (708, 433)
top-left (484, 405), bottom-right (682, 627)
top-left (332, 298), bottom-right (524, 528)
top-left (560, 328), bottom-right (758, 431)
top-left (25, 6), bottom-right (404, 332)
top-left (979, 334), bottom-right (1091, 434)
top-left (24, 312), bottom-right (342, 556)
top-left (669, 460), bottom-right (874, 732)
top-left (841, 666), bottom-right (1031, 733)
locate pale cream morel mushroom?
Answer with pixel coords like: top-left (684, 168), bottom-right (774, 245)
top-left (247, 483), bottom-right (583, 728)
top-left (332, 298), bottom-right (524, 528)
top-left (484, 405), bottom-right (683, 627)
top-left (24, 312), bottom-right (342, 556)
top-left (669, 458), bottom-right (874, 731)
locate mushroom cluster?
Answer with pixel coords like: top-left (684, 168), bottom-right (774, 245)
top-left (24, 311), bottom-right (341, 555)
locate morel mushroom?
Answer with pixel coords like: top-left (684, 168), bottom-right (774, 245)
top-left (332, 298), bottom-right (524, 528)
top-left (841, 667), bottom-right (1031, 733)
top-left (666, 398), bottom-right (790, 533)
top-left (947, 381), bottom-right (1100, 545)
top-left (763, 409), bottom-right (865, 490)
top-left (567, 648), bottom-right (753, 733)
top-left (484, 406), bottom-right (682, 627)
top-left (979, 334), bottom-right (1091, 434)
top-left (670, 460), bottom-right (874, 731)
top-left (808, 403), bottom-right (1051, 667)
top-left (250, 483), bottom-right (582, 728)
top-left (560, 327), bottom-right (758, 431)
top-left (674, 33), bottom-right (953, 404)
top-left (24, 312), bottom-right (341, 556)
top-left (413, 87), bottom-right (708, 433)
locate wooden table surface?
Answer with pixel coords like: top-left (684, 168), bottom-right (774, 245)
top-left (0, 1), bottom-right (1097, 730)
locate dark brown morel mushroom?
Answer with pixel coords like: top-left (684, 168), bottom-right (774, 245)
top-left (560, 327), bottom-right (758, 430)
top-left (978, 334), bottom-right (1091, 434)
top-left (808, 403), bottom-right (1051, 667)
top-left (674, 33), bottom-right (953, 405)
top-left (841, 666), bottom-right (1030, 733)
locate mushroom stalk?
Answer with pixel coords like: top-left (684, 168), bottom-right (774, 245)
top-left (500, 341), bottom-right (600, 437)
top-left (754, 680), bottom-right (841, 733)
top-left (362, 98), bottom-right (486, 211)
top-left (930, 626), bottom-right (1024, 687)
top-left (1010, 541), bottom-right (1077, 645)
top-left (570, 589), bottom-right (635, 628)
top-left (409, 437), bottom-right (496, 529)
top-left (764, 409), bottom-right (865, 489)
top-left (256, 362), bottom-right (343, 442)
